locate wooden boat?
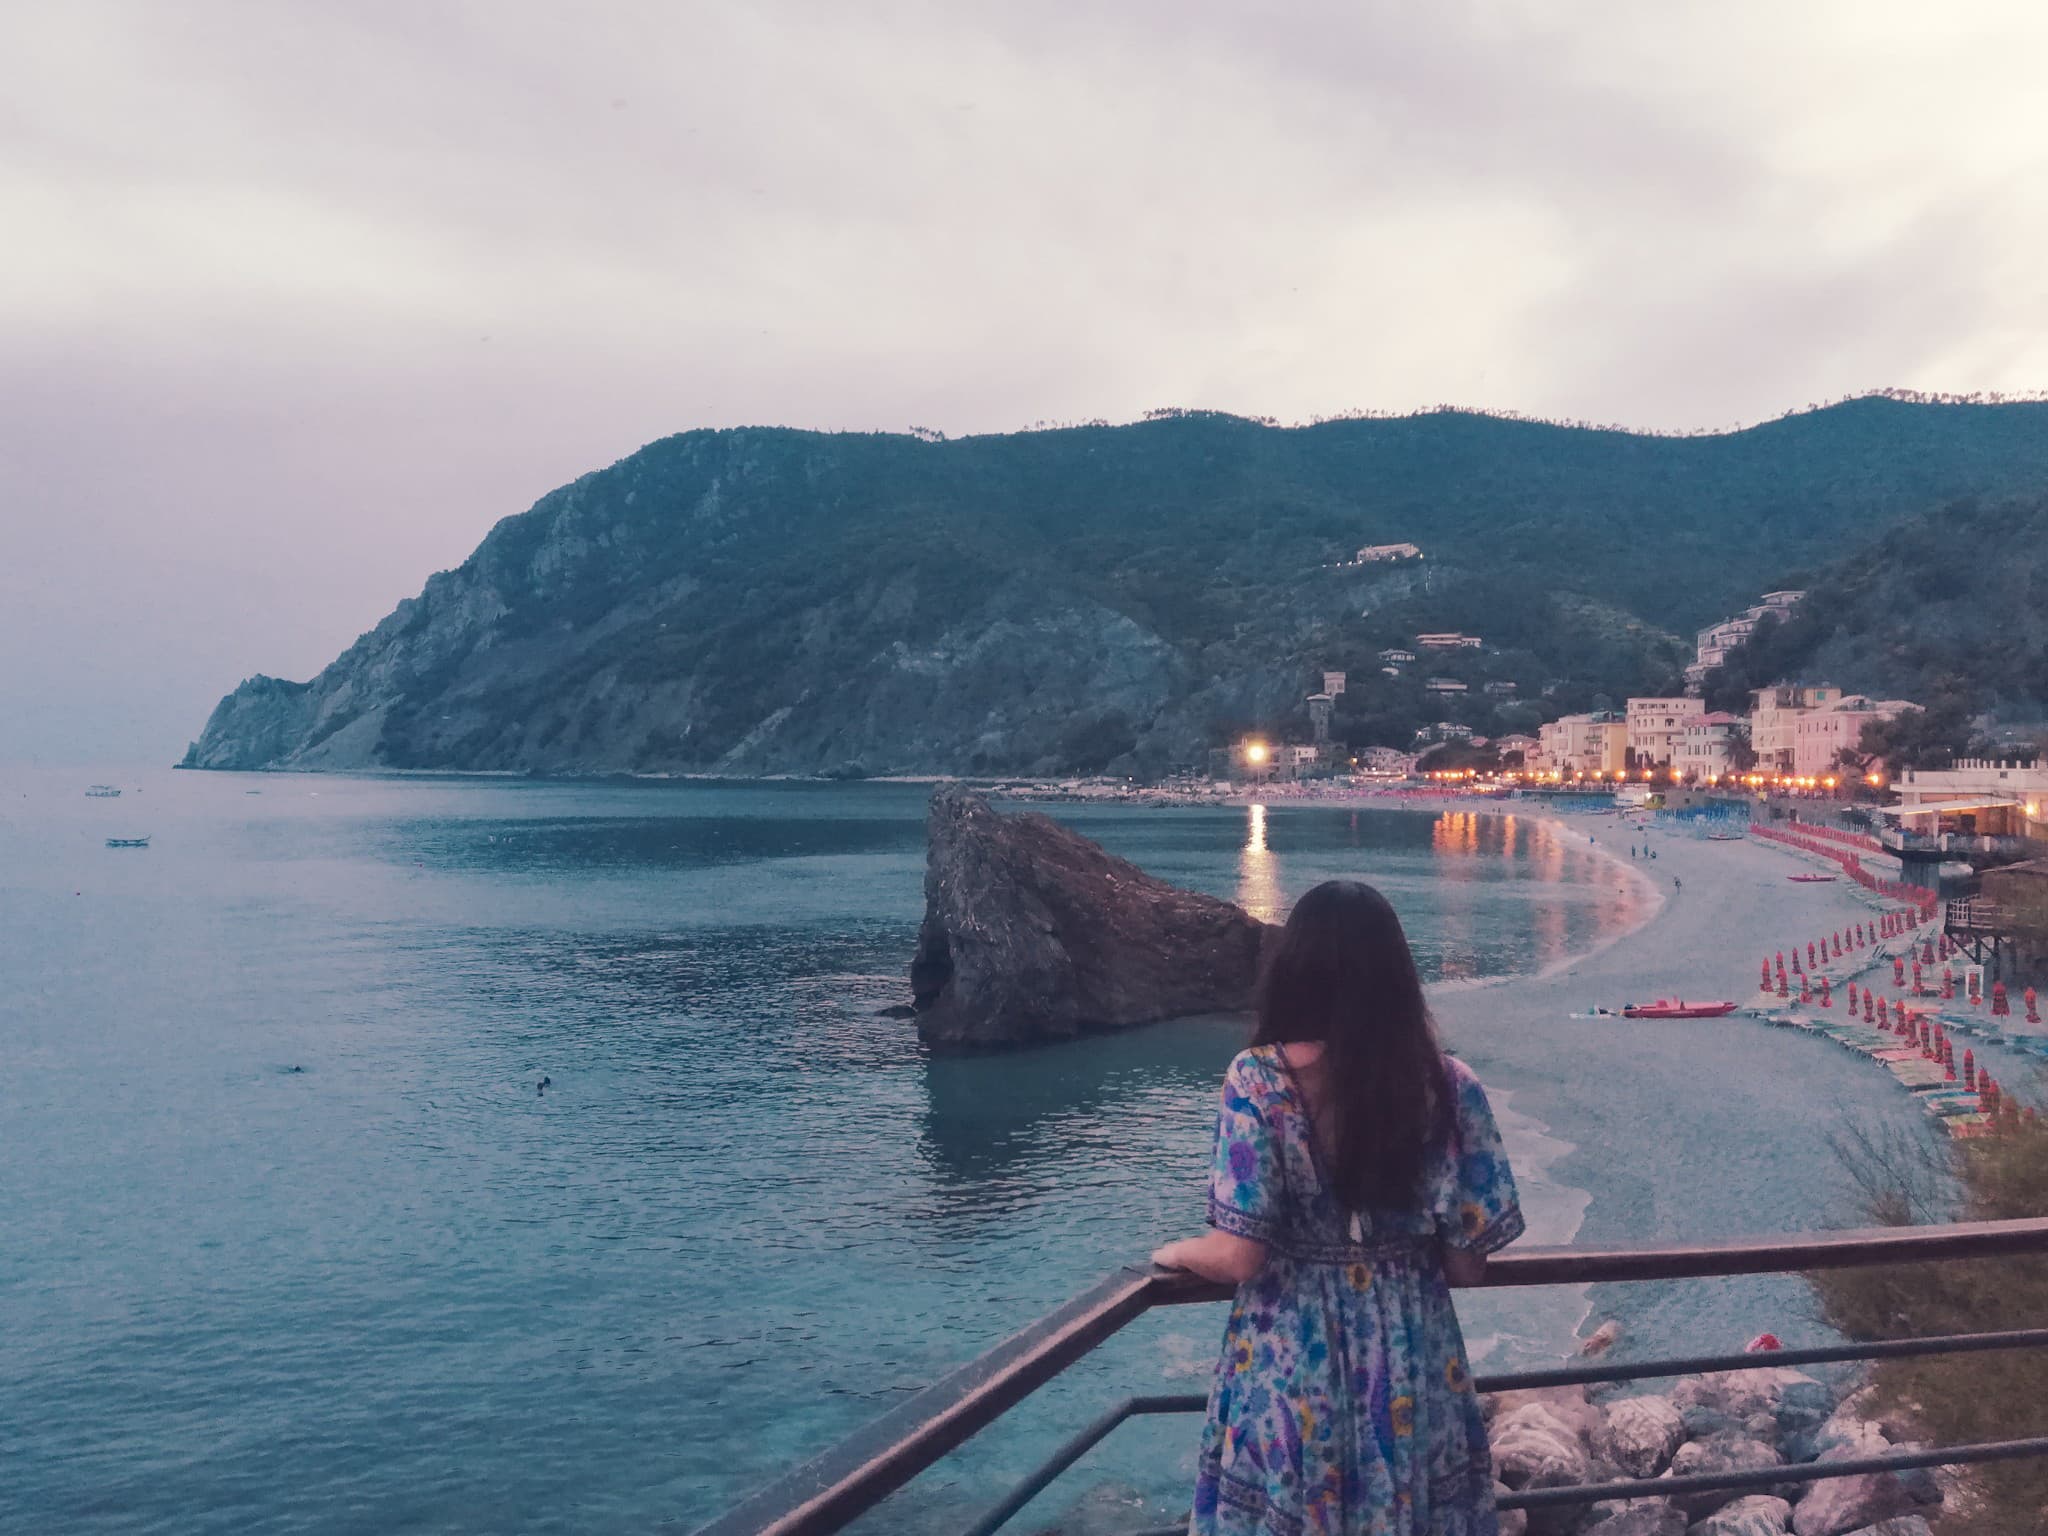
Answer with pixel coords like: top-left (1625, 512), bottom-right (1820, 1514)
top-left (105, 836), bottom-right (151, 849)
top-left (1621, 998), bottom-right (1740, 1019)
top-left (1787, 873), bottom-right (1838, 883)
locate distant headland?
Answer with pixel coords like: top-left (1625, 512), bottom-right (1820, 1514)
top-left (181, 397), bottom-right (2048, 780)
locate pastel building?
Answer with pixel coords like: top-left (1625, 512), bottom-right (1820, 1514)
top-left (1750, 685), bottom-right (1843, 772)
top-left (1678, 712), bottom-right (1748, 777)
top-left (1626, 697), bottom-right (1706, 768)
top-left (1682, 590), bottom-right (1806, 693)
top-left (1537, 711), bottom-right (1628, 777)
top-left (1789, 696), bottom-right (1915, 779)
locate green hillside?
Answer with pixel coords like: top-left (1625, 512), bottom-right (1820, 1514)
top-left (182, 398), bottom-right (2048, 777)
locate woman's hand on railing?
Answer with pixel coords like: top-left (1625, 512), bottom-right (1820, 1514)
top-left (1441, 1243), bottom-right (1489, 1289)
top-left (1151, 1232), bottom-right (1267, 1286)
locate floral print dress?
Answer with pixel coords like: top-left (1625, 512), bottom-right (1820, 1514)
top-left (1192, 1046), bottom-right (1523, 1536)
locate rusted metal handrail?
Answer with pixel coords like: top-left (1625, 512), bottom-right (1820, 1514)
top-left (691, 1217), bottom-right (2048, 1536)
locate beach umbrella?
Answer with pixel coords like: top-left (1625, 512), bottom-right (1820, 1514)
top-left (2027, 987), bottom-right (2040, 1024)
top-left (1912, 960), bottom-right (1923, 992)
top-left (1833, 932), bottom-right (1843, 957)
top-left (1799, 975), bottom-right (1811, 1003)
top-left (1778, 972), bottom-right (1790, 998)
top-left (1941, 968), bottom-right (1954, 1000)
top-left (1969, 972), bottom-right (1982, 1006)
top-left (1991, 981), bottom-right (2009, 1017)
top-left (1922, 938), bottom-right (1934, 964)
top-left (1964, 1049), bottom-right (1976, 1090)
top-left (1863, 992), bottom-right (1875, 1023)
top-left (1893, 957), bottom-right (1906, 986)
top-left (1761, 959), bottom-right (1773, 992)
top-left (1819, 976), bottom-right (1832, 1008)
top-left (1791, 950), bottom-right (1802, 975)
top-left (1846, 980), bottom-right (1858, 1008)
top-left (1808, 942), bottom-right (1817, 969)
top-left (1945, 1055), bottom-right (1957, 1082)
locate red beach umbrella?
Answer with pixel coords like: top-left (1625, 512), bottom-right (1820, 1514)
top-left (2027, 987), bottom-right (2040, 1024)
top-left (1964, 1049), bottom-right (1976, 1090)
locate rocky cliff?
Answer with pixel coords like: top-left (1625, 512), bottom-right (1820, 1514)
top-left (907, 787), bottom-right (1277, 1048)
top-left (181, 401), bottom-right (2048, 776)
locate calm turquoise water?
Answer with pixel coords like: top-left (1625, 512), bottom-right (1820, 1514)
top-left (0, 772), bottom-right (1906, 1534)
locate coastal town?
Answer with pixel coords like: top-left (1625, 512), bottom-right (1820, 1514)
top-left (1201, 581), bottom-right (2045, 843)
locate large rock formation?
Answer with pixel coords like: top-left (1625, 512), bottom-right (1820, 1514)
top-left (907, 787), bottom-right (1277, 1049)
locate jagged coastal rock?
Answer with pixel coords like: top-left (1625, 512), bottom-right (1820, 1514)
top-left (907, 787), bottom-right (1277, 1049)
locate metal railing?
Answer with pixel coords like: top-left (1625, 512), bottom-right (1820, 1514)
top-left (693, 1218), bottom-right (2048, 1536)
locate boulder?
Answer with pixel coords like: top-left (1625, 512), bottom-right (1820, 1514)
top-left (1494, 1385), bottom-right (1607, 1444)
top-left (1668, 1435), bottom-right (1785, 1519)
top-left (906, 788), bottom-right (1278, 1048)
top-left (1838, 1520), bottom-right (1932, 1536)
top-left (1789, 1446), bottom-right (1940, 1536)
top-left (1774, 1380), bottom-right (1838, 1462)
top-left (1597, 1395), bottom-right (1685, 1478)
top-left (1690, 1495), bottom-right (1793, 1535)
top-left (1491, 1402), bottom-right (1594, 1534)
top-left (1673, 1369), bottom-right (1822, 1423)
top-left (1806, 1412), bottom-right (1888, 1466)
top-left (1583, 1499), bottom-right (1686, 1535)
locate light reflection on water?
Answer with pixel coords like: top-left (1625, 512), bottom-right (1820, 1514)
top-left (2, 774), bottom-right (1656, 1535)
top-left (1235, 803), bottom-right (1283, 922)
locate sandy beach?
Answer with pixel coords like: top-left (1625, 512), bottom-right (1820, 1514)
top-left (1396, 795), bottom-right (2009, 1359)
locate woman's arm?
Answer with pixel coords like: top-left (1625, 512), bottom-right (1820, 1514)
top-left (1440, 1243), bottom-right (1488, 1288)
top-left (1152, 1231), bottom-right (1267, 1286)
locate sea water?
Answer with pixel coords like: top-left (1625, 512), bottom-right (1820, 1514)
top-left (0, 773), bottom-right (1878, 1533)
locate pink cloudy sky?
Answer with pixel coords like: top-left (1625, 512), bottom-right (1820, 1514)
top-left (4, 2), bottom-right (2045, 761)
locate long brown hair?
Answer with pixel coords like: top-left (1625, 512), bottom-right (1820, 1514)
top-left (1251, 879), bottom-right (1451, 1211)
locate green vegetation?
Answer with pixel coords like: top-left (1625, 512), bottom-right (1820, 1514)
top-left (187, 398), bottom-right (2048, 775)
top-left (1809, 1112), bottom-right (2048, 1536)
top-left (1702, 493), bottom-right (2048, 722)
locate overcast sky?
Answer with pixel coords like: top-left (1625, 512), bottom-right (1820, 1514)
top-left (5, 2), bottom-right (2046, 763)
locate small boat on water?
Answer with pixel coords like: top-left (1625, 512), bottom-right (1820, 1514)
top-left (105, 836), bottom-right (151, 849)
top-left (1621, 998), bottom-right (1740, 1019)
top-left (1787, 873), bottom-right (1838, 883)
top-left (85, 785), bottom-right (122, 798)
top-left (1705, 832), bottom-right (1741, 841)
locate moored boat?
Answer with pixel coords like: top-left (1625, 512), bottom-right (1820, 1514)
top-left (85, 785), bottom-right (122, 797)
top-left (1621, 998), bottom-right (1739, 1019)
top-left (1787, 873), bottom-right (1837, 882)
top-left (105, 836), bottom-right (151, 849)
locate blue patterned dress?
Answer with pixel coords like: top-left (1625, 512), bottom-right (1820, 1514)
top-left (1192, 1046), bottom-right (1523, 1536)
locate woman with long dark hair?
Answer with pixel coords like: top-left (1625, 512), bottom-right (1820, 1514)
top-left (1153, 880), bottom-right (1522, 1535)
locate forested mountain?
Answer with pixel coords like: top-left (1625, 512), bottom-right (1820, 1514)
top-left (1702, 493), bottom-right (2048, 721)
top-left (182, 398), bottom-right (2048, 778)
